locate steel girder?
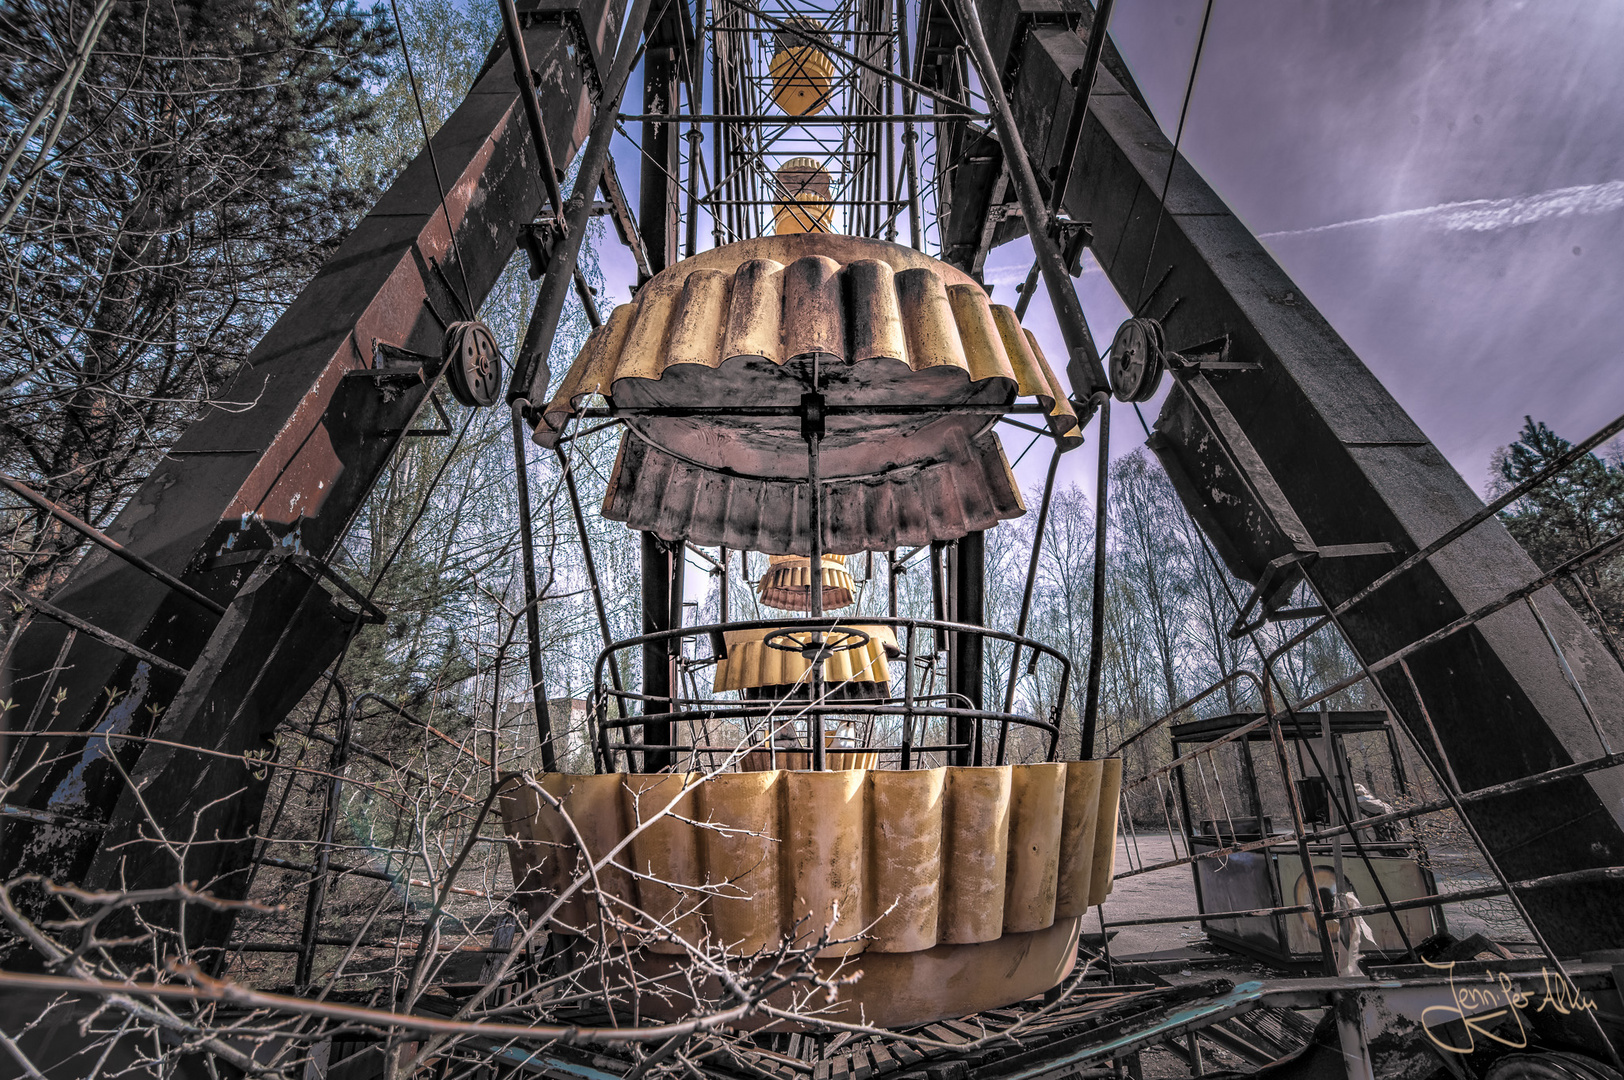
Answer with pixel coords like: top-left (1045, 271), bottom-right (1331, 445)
top-left (1, 0), bottom-right (622, 906)
top-left (938, 0), bottom-right (1624, 956)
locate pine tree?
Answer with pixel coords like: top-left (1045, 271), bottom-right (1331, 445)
top-left (1494, 416), bottom-right (1624, 639)
top-left (0, 0), bottom-right (394, 593)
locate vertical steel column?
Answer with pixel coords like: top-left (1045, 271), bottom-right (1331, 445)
top-left (641, 41), bottom-right (682, 275)
top-left (1000, 445), bottom-right (1062, 763)
top-left (641, 533), bottom-right (678, 772)
top-left (684, 0), bottom-right (706, 258)
top-left (805, 386), bottom-right (827, 771)
top-left (1081, 397), bottom-right (1110, 758)
top-left (896, 0), bottom-right (922, 250)
top-left (954, 531), bottom-right (985, 765)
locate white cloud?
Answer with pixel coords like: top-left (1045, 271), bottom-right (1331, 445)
top-left (1259, 179), bottom-right (1624, 239)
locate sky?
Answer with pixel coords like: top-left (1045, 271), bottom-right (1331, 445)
top-left (596, 0), bottom-right (1624, 511)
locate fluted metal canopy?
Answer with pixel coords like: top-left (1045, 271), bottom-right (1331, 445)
top-left (758, 553), bottom-right (853, 611)
top-left (536, 235), bottom-right (1079, 553)
top-left (711, 624), bottom-right (897, 694)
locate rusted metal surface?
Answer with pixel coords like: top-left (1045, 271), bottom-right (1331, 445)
top-left (500, 760), bottom-right (1118, 1026)
top-left (1, 7), bottom-right (612, 901)
top-left (534, 234), bottom-right (1078, 552)
top-left (755, 553), bottom-right (854, 611)
top-left (86, 556), bottom-right (365, 944)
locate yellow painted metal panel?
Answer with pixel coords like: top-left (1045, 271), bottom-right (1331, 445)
top-left (1087, 757), bottom-right (1124, 907)
top-left (1003, 761), bottom-right (1067, 933)
top-left (939, 765), bottom-right (1012, 944)
top-left (786, 769), bottom-right (869, 956)
top-left (1055, 759), bottom-right (1105, 918)
top-left (868, 768), bottom-right (946, 952)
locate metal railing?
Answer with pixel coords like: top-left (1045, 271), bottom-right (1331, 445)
top-left (588, 615), bottom-right (1072, 773)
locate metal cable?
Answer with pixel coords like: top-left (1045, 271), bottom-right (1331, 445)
top-left (1134, 0), bottom-right (1213, 311)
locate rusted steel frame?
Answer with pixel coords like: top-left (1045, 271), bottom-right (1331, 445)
top-left (1080, 397), bottom-right (1110, 757)
top-left (624, 112), bottom-right (983, 122)
top-left (502, 0), bottom-right (565, 221)
top-left (296, 719), bottom-right (478, 797)
top-left (1366, 527), bottom-right (1624, 679)
top-left (598, 701), bottom-right (1055, 743)
top-left (599, 157), bottom-right (654, 281)
top-left (952, 0), bottom-right (1107, 403)
top-left (576, 402), bottom-right (1052, 417)
top-left (591, 616), bottom-right (1074, 685)
top-left (999, 445), bottom-right (1062, 764)
top-left (510, 405), bottom-right (557, 773)
top-left (1333, 409), bottom-right (1624, 621)
top-left (0, 584), bottom-right (187, 676)
top-left (731, 0), bottom-right (974, 115)
top-left (513, 0), bottom-right (657, 401)
top-left (0, 472), bottom-right (225, 616)
top-left (1046, 0), bottom-right (1115, 217)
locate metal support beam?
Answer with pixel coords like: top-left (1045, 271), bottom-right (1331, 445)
top-left (952, 0), bottom-right (1107, 406)
top-left (987, 0), bottom-right (1624, 953)
top-left (640, 40), bottom-right (683, 276)
top-left (640, 533), bottom-right (680, 772)
top-left (1, 7), bottom-right (611, 897)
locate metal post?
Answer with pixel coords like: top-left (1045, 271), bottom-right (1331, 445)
top-left (954, 531), bottom-right (985, 766)
top-left (896, 0), bottom-right (922, 249)
top-left (684, 0), bottom-right (706, 258)
top-left (1080, 397), bottom-right (1110, 758)
top-left (718, 547), bottom-right (730, 622)
top-left (511, 403), bottom-right (556, 771)
top-left (297, 692), bottom-right (356, 987)
top-left (952, 0), bottom-right (1107, 403)
top-left (806, 389), bottom-right (827, 772)
top-left (641, 533), bottom-right (676, 772)
top-left (641, 41), bottom-right (682, 275)
top-left (1001, 445), bottom-right (1062, 763)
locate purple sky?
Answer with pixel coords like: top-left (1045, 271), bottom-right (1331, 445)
top-left (599, 1), bottom-right (1624, 509)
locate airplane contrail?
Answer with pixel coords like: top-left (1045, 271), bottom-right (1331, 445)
top-left (1258, 178), bottom-right (1624, 239)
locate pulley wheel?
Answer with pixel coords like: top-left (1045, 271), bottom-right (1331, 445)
top-left (1109, 317), bottom-right (1166, 403)
top-left (442, 321), bottom-right (504, 407)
